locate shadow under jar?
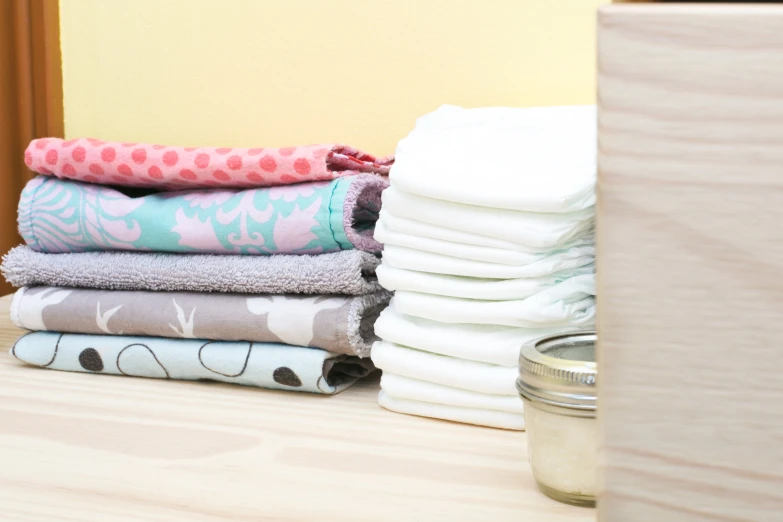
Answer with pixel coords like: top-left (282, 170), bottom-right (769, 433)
top-left (516, 331), bottom-right (597, 507)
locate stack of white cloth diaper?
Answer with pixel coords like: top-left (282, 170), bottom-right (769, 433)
top-left (372, 104), bottom-right (597, 430)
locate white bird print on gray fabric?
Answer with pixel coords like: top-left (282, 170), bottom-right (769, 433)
top-left (169, 299), bottom-right (196, 338)
top-left (246, 296), bottom-right (343, 347)
top-left (15, 287), bottom-right (72, 331)
top-left (96, 302), bottom-right (123, 334)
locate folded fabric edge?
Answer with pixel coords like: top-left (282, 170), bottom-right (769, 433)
top-left (0, 247), bottom-right (24, 288)
top-left (392, 174), bottom-right (596, 215)
top-left (374, 304), bottom-right (526, 367)
top-left (9, 287), bottom-right (24, 329)
top-left (377, 390), bottom-right (525, 431)
top-left (321, 356), bottom-right (377, 394)
top-left (380, 373), bottom-right (525, 413)
top-left (375, 216), bottom-right (598, 263)
top-left (371, 340), bottom-right (519, 396)
top-left (345, 291), bottom-right (392, 357)
top-left (16, 176), bottom-right (44, 252)
top-left (328, 144), bottom-right (394, 174)
top-left (340, 175), bottom-right (388, 253)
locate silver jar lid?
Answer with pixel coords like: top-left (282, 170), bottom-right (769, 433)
top-left (516, 331), bottom-right (596, 417)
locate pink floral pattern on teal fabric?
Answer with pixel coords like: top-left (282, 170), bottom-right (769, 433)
top-left (19, 175), bottom-right (382, 255)
top-left (18, 176), bottom-right (144, 253)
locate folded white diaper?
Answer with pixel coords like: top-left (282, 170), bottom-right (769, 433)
top-left (377, 263), bottom-right (593, 301)
top-left (381, 373), bottom-right (524, 413)
top-left (375, 218), bottom-right (595, 266)
top-left (379, 212), bottom-right (527, 250)
top-left (381, 186), bottom-right (594, 249)
top-left (374, 304), bottom-right (573, 366)
top-left (392, 274), bottom-right (596, 327)
top-left (382, 244), bottom-right (594, 280)
top-left (378, 390), bottom-right (525, 430)
top-left (371, 340), bottom-right (518, 395)
top-left (375, 104), bottom-right (597, 432)
top-left (390, 105), bottom-right (596, 213)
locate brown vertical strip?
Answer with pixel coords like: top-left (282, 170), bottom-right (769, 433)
top-left (0, 1), bottom-right (28, 297)
top-left (0, 0), bottom-right (63, 295)
top-left (30, 0), bottom-right (64, 139)
top-left (14, 0), bottom-right (35, 179)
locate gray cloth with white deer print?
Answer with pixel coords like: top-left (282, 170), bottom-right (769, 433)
top-left (11, 287), bottom-right (391, 357)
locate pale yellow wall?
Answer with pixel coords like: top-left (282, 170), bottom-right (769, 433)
top-left (60, 0), bottom-right (606, 156)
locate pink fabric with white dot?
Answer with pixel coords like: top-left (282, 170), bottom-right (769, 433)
top-left (25, 138), bottom-right (393, 189)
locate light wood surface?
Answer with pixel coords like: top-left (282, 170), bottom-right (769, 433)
top-left (0, 295), bottom-right (592, 521)
top-left (597, 4), bottom-right (783, 521)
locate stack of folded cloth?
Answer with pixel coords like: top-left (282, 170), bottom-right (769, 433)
top-left (371, 105), bottom-right (597, 429)
top-left (2, 139), bottom-right (393, 395)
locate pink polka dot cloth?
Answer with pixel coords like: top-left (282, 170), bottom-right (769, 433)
top-left (25, 138), bottom-right (394, 190)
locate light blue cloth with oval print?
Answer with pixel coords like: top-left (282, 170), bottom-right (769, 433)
top-left (18, 174), bottom-right (386, 255)
top-left (11, 331), bottom-right (375, 395)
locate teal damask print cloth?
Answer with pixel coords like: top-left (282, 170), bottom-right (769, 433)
top-left (18, 174), bottom-right (386, 255)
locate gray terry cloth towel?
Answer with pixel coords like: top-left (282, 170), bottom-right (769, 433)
top-left (10, 287), bottom-right (390, 357)
top-left (2, 246), bottom-right (382, 296)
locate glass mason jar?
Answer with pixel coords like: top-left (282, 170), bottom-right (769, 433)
top-left (516, 331), bottom-right (597, 507)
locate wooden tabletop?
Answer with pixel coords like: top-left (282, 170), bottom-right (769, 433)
top-left (0, 295), bottom-right (593, 521)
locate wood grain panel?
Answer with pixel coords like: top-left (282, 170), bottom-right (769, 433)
top-left (597, 4), bottom-right (783, 521)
